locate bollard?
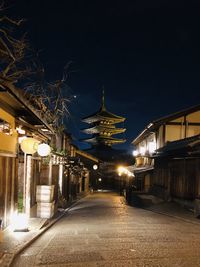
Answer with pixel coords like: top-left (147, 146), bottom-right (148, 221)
top-left (0, 219), bottom-right (3, 242)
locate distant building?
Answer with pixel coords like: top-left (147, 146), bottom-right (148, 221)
top-left (81, 90), bottom-right (131, 190)
top-left (81, 90), bottom-right (126, 148)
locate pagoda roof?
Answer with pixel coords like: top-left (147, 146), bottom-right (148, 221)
top-left (81, 136), bottom-right (126, 145)
top-left (82, 110), bottom-right (125, 124)
top-left (82, 125), bottom-right (126, 135)
top-left (82, 90), bottom-right (125, 124)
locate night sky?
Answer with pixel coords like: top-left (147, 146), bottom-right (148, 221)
top-left (8, 0), bottom-right (200, 151)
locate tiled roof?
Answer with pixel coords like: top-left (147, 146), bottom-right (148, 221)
top-left (154, 134), bottom-right (200, 157)
top-left (132, 104), bottom-right (200, 145)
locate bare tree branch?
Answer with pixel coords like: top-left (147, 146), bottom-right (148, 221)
top-left (0, 2), bottom-right (29, 82)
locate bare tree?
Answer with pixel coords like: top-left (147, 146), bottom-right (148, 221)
top-left (24, 61), bottom-right (74, 129)
top-left (0, 1), bottom-right (73, 128)
top-left (0, 1), bottom-right (29, 83)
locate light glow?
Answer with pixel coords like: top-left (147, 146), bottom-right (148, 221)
top-left (140, 146), bottom-right (146, 156)
top-left (11, 212), bottom-right (29, 232)
top-left (16, 126), bottom-right (25, 135)
top-left (149, 141), bottom-right (156, 153)
top-left (117, 166), bottom-right (134, 177)
top-left (93, 164), bottom-right (98, 170)
top-left (21, 138), bottom-right (39, 154)
top-left (133, 150), bottom-right (138, 156)
top-left (37, 143), bottom-right (51, 157)
top-left (18, 136), bottom-right (27, 144)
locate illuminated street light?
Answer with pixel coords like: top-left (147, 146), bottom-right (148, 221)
top-left (117, 165), bottom-right (134, 177)
top-left (93, 164), bottom-right (98, 170)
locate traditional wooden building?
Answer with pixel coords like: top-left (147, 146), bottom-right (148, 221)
top-left (131, 104), bottom-right (200, 209)
top-left (0, 80), bottom-right (99, 226)
top-left (0, 80), bottom-right (54, 227)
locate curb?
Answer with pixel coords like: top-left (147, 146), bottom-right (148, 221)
top-left (3, 195), bottom-right (86, 267)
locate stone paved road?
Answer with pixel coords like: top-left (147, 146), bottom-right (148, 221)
top-left (12, 192), bottom-right (200, 267)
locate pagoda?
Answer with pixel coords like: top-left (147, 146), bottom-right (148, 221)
top-left (81, 91), bottom-right (126, 148)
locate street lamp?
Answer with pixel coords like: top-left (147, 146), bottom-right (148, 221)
top-left (93, 164), bottom-right (98, 170)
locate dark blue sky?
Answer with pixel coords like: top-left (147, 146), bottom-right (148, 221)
top-left (8, 0), bottom-right (200, 150)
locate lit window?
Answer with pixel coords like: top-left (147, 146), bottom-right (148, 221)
top-left (149, 141), bottom-right (156, 153)
top-left (0, 118), bottom-right (12, 135)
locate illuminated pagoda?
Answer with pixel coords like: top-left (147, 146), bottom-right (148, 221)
top-left (82, 91), bottom-right (126, 149)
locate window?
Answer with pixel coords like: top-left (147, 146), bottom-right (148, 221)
top-left (0, 119), bottom-right (12, 136)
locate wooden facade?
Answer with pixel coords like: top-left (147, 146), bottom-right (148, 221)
top-left (0, 156), bottom-right (18, 228)
top-left (0, 105), bottom-right (18, 228)
top-left (169, 158), bottom-right (200, 200)
top-left (0, 81), bottom-right (98, 227)
top-left (132, 105), bottom-right (200, 163)
top-left (152, 140), bottom-right (200, 201)
top-left (132, 105), bottom-right (200, 207)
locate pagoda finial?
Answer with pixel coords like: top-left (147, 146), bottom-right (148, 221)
top-left (102, 87), bottom-right (106, 110)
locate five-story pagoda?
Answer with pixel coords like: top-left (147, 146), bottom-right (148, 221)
top-left (81, 91), bottom-right (126, 148)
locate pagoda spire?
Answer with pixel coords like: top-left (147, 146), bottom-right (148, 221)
top-left (101, 87), bottom-right (106, 111)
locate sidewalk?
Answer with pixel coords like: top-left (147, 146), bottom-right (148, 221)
top-left (0, 194), bottom-right (86, 267)
top-left (133, 193), bottom-right (200, 225)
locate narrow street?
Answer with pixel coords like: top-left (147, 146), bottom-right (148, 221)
top-left (12, 192), bottom-right (200, 267)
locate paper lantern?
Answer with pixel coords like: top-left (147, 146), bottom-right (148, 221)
top-left (37, 143), bottom-right (51, 157)
top-left (20, 138), bottom-right (39, 154)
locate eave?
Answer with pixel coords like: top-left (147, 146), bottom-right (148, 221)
top-left (82, 125), bottom-right (126, 135)
top-left (132, 104), bottom-right (200, 145)
top-left (82, 109), bottom-right (126, 124)
top-left (82, 136), bottom-right (126, 144)
top-left (0, 80), bottom-right (54, 134)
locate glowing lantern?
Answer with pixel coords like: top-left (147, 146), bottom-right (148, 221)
top-left (93, 164), bottom-right (98, 170)
top-left (21, 138), bottom-right (39, 154)
top-left (37, 143), bottom-right (51, 157)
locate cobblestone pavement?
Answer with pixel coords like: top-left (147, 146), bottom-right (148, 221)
top-left (12, 192), bottom-right (200, 267)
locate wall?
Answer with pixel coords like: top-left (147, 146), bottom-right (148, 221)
top-left (0, 108), bottom-right (18, 154)
top-left (169, 158), bottom-right (199, 200)
top-left (152, 157), bottom-right (200, 201)
top-left (157, 125), bottom-right (164, 148)
top-left (165, 124), bottom-right (183, 142)
top-left (186, 111), bottom-right (200, 137)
